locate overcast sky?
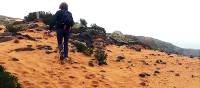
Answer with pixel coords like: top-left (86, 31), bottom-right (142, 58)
top-left (0, 0), bottom-right (200, 49)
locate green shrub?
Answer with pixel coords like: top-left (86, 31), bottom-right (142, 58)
top-left (94, 49), bottom-right (107, 65)
top-left (0, 65), bottom-right (21, 88)
top-left (73, 40), bottom-right (88, 52)
top-left (6, 23), bottom-right (27, 34)
top-left (72, 40), bottom-right (94, 56)
top-left (83, 48), bottom-right (93, 56)
top-left (24, 11), bottom-right (53, 25)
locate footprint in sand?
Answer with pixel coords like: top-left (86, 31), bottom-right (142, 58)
top-left (65, 67), bottom-right (70, 69)
top-left (23, 80), bottom-right (34, 86)
top-left (92, 84), bottom-right (98, 87)
top-left (80, 66), bottom-right (87, 70)
top-left (21, 71), bottom-right (29, 74)
top-left (68, 75), bottom-right (76, 79)
top-left (72, 66), bottom-right (79, 69)
top-left (62, 85), bottom-right (72, 88)
top-left (105, 83), bottom-right (112, 88)
top-left (85, 74), bottom-right (96, 79)
top-left (40, 81), bottom-right (49, 84)
top-left (92, 80), bottom-right (99, 85)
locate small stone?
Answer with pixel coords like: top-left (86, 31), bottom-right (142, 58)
top-left (127, 60), bottom-right (132, 63)
top-left (70, 49), bottom-right (76, 53)
top-left (140, 82), bottom-right (146, 86)
top-left (13, 39), bottom-right (19, 43)
top-left (140, 60), bottom-right (149, 65)
top-left (88, 61), bottom-right (94, 67)
top-left (156, 60), bottom-right (166, 64)
top-left (107, 49), bottom-right (112, 52)
top-left (175, 73), bottom-right (180, 76)
top-left (27, 45), bottom-right (33, 48)
top-left (139, 72), bottom-right (151, 78)
top-left (45, 50), bottom-right (53, 54)
top-left (116, 54), bottom-right (125, 62)
top-left (68, 76), bottom-right (76, 79)
top-left (178, 63), bottom-right (182, 65)
top-left (12, 58), bottom-right (19, 61)
top-left (100, 70), bottom-right (106, 72)
top-left (154, 70), bottom-right (160, 74)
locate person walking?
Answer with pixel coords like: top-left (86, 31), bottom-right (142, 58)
top-left (49, 2), bottom-right (74, 62)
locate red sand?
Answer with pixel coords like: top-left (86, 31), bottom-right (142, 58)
top-left (0, 31), bottom-right (200, 88)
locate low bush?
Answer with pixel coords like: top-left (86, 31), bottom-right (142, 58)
top-left (94, 49), bottom-right (107, 65)
top-left (73, 40), bottom-right (88, 52)
top-left (83, 48), bottom-right (93, 56)
top-left (6, 23), bottom-right (27, 34)
top-left (0, 65), bottom-right (21, 88)
top-left (72, 40), bottom-right (93, 56)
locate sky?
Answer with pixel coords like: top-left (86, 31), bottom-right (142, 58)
top-left (0, 0), bottom-right (200, 49)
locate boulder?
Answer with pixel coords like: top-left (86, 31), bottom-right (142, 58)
top-left (0, 32), bottom-right (12, 36)
top-left (108, 31), bottom-right (136, 45)
top-left (0, 36), bottom-right (13, 43)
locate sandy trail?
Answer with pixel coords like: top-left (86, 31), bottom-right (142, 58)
top-left (0, 32), bottom-right (200, 88)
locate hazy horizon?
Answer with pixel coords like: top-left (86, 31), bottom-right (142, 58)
top-left (0, 0), bottom-right (200, 49)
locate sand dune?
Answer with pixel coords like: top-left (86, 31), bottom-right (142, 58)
top-left (0, 31), bottom-right (200, 88)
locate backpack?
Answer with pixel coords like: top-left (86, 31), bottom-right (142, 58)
top-left (56, 10), bottom-right (74, 29)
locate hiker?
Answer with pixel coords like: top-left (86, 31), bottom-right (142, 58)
top-left (49, 2), bottom-right (74, 61)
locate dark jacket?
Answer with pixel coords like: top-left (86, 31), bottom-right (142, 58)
top-left (50, 10), bottom-right (74, 30)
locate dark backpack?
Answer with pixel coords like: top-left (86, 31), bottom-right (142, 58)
top-left (56, 10), bottom-right (74, 28)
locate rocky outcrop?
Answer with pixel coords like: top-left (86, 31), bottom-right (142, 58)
top-left (135, 36), bottom-right (200, 57)
top-left (107, 31), bottom-right (136, 45)
top-left (0, 32), bottom-right (13, 43)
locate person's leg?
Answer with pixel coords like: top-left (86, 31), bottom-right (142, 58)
top-left (63, 30), bottom-right (70, 58)
top-left (56, 29), bottom-right (64, 52)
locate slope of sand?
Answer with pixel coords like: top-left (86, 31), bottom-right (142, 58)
top-left (0, 31), bottom-right (200, 88)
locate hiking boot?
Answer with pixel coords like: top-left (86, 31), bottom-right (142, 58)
top-left (59, 49), bottom-right (65, 60)
top-left (60, 57), bottom-right (69, 64)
